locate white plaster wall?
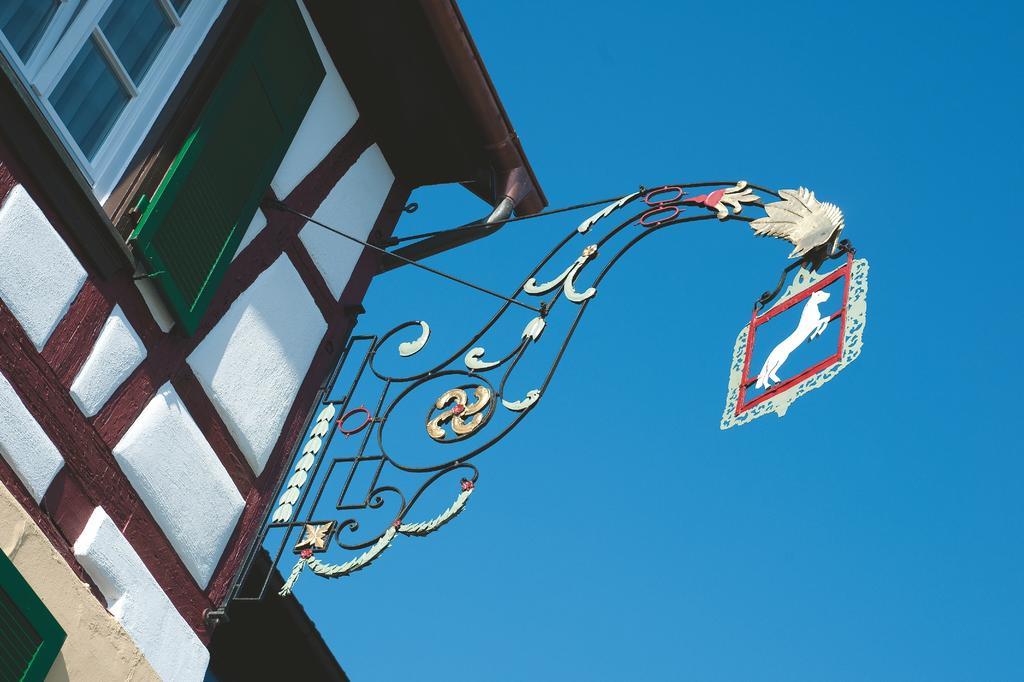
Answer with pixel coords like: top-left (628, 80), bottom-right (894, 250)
top-left (232, 208), bottom-right (267, 260)
top-left (74, 507), bottom-right (209, 682)
top-left (0, 370), bottom-right (63, 502)
top-left (112, 384), bottom-right (243, 587)
top-left (269, 0), bottom-right (359, 200)
top-left (187, 256), bottom-right (326, 475)
top-left (298, 144), bottom-right (394, 298)
top-left (0, 186), bottom-right (86, 349)
top-left (69, 306), bottom-right (147, 417)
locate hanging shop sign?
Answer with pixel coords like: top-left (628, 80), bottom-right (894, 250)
top-left (720, 188), bottom-right (869, 428)
top-left (211, 181), bottom-right (869, 610)
top-left (720, 251), bottom-right (868, 429)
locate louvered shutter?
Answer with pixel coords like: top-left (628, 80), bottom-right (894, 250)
top-left (0, 551), bottom-right (65, 682)
top-left (130, 0), bottom-right (325, 335)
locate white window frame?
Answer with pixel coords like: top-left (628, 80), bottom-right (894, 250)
top-left (0, 0), bottom-right (226, 203)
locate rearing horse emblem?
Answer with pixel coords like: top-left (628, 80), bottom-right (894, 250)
top-left (427, 385), bottom-right (492, 441)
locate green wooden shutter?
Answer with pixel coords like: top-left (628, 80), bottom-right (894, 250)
top-left (130, 0), bottom-right (325, 335)
top-left (0, 551), bottom-right (66, 682)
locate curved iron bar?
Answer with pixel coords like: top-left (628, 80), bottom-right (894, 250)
top-left (466, 336), bottom-right (532, 375)
top-left (374, 212), bottom-right (731, 474)
top-left (232, 181), bottom-right (813, 602)
top-left (333, 485), bottom-right (407, 551)
top-left (398, 462), bottom-right (479, 522)
top-left (365, 226), bottom-right (583, 384)
top-left (366, 182), bottom-right (755, 386)
top-left (365, 182), bottom-right (735, 380)
top-left (302, 184), bottom-right (760, 507)
top-left (754, 238), bottom-right (858, 312)
top-left (533, 213), bottom-right (731, 397)
top-left (331, 464), bottom-right (479, 551)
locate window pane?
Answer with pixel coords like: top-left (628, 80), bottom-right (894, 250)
top-left (0, 0), bottom-right (59, 62)
top-left (171, 0), bottom-right (191, 15)
top-left (99, 0), bottom-right (172, 84)
top-left (50, 36), bottom-right (129, 160)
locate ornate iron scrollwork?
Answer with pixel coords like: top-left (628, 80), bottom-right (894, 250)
top-left (219, 181), bottom-right (863, 603)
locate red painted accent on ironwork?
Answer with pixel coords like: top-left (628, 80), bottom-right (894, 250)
top-left (836, 251), bottom-right (853, 364)
top-left (641, 185), bottom-right (686, 226)
top-left (170, 367), bottom-right (255, 496)
top-left (644, 186), bottom-right (684, 205)
top-left (736, 306), bottom-right (758, 414)
top-left (41, 280), bottom-right (115, 386)
top-left (735, 255), bottom-right (854, 415)
top-left (336, 406), bottom-right (372, 436)
top-left (300, 548), bottom-right (313, 559)
top-left (681, 189), bottom-right (729, 212)
top-left (744, 351), bottom-right (842, 411)
top-left (754, 264), bottom-right (849, 326)
top-left (639, 204), bottom-right (682, 227)
top-left (460, 478), bottom-right (474, 492)
top-left (741, 306), bottom-right (845, 391)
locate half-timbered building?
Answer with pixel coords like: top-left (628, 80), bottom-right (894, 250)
top-left (0, 1), bottom-right (543, 678)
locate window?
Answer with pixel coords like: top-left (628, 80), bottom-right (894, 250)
top-left (129, 0), bottom-right (324, 335)
top-left (0, 0), bottom-right (225, 202)
top-left (0, 550), bottom-right (66, 682)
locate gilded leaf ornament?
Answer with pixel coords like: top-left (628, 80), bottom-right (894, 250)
top-left (294, 521), bottom-right (334, 551)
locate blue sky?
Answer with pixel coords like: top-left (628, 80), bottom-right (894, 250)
top-left (289, 1), bottom-right (1021, 679)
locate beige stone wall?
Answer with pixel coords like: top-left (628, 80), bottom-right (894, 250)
top-left (0, 486), bottom-right (160, 681)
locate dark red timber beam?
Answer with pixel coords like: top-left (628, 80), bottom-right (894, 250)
top-left (0, 111), bottom-right (381, 638)
top-left (0, 0), bottom-right (548, 642)
top-left (91, 119), bottom-right (374, 450)
top-left (206, 180), bottom-right (412, 606)
top-left (0, 298), bottom-right (216, 638)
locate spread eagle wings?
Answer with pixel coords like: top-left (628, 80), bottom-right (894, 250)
top-left (750, 187), bottom-right (845, 259)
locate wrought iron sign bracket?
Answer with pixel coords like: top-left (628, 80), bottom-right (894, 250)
top-left (216, 180), bottom-right (869, 611)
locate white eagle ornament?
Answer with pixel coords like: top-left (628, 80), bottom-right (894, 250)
top-left (751, 187), bottom-right (844, 262)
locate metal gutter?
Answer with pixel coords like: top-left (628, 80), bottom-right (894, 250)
top-left (379, 2), bottom-right (547, 271)
top-left (417, 0), bottom-right (547, 216)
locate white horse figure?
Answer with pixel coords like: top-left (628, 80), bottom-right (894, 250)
top-left (756, 290), bottom-right (831, 389)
